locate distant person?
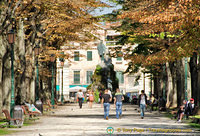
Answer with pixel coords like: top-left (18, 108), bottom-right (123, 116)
top-left (89, 90), bottom-right (94, 108)
top-left (86, 90), bottom-right (90, 106)
top-left (99, 91), bottom-right (103, 103)
top-left (138, 90), bottom-right (147, 119)
top-left (114, 88), bottom-right (124, 119)
top-left (101, 89), bottom-right (111, 120)
top-left (149, 94), bottom-right (158, 112)
top-left (158, 96), bottom-right (166, 111)
top-left (77, 89), bottom-right (84, 109)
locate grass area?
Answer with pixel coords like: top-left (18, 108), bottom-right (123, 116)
top-left (188, 123), bottom-right (200, 129)
top-left (23, 117), bottom-right (38, 126)
top-left (0, 121), bottom-right (6, 125)
top-left (163, 112), bottom-right (174, 119)
top-left (194, 115), bottom-right (200, 119)
top-left (0, 128), bottom-right (15, 135)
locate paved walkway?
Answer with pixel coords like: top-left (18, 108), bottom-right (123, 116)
top-left (6, 103), bottom-right (200, 136)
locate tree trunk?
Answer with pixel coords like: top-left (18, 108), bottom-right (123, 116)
top-left (176, 59), bottom-right (185, 107)
top-left (153, 74), bottom-right (159, 99)
top-left (2, 51), bottom-right (11, 111)
top-left (189, 53), bottom-right (198, 105)
top-left (166, 62), bottom-right (177, 107)
top-left (0, 58), bottom-right (2, 116)
top-left (197, 54), bottom-right (200, 106)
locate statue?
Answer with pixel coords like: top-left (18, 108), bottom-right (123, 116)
top-left (97, 40), bottom-right (106, 60)
top-left (93, 40), bottom-right (118, 92)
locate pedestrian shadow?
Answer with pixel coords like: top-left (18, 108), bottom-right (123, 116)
top-left (47, 112), bottom-right (166, 119)
top-left (100, 134), bottom-right (199, 136)
top-left (48, 114), bottom-right (104, 118)
top-left (121, 123), bottom-right (189, 129)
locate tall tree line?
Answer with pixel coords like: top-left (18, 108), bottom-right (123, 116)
top-left (104, 0), bottom-right (200, 106)
top-left (0, 0), bottom-right (105, 116)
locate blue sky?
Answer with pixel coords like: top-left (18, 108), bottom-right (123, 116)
top-left (92, 0), bottom-right (122, 16)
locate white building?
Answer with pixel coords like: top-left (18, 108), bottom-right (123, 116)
top-left (56, 23), bottom-right (152, 102)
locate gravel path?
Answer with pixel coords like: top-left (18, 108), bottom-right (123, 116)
top-left (5, 103), bottom-right (200, 136)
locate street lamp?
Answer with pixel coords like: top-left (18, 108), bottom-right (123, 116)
top-left (50, 54), bottom-right (56, 107)
top-left (34, 44), bottom-right (41, 101)
top-left (185, 58), bottom-right (188, 100)
top-left (60, 58), bottom-right (64, 104)
top-left (8, 29), bottom-right (15, 118)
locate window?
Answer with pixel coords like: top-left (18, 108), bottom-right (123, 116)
top-left (116, 71), bottom-right (124, 84)
top-left (87, 51), bottom-right (92, 61)
top-left (74, 71), bottom-right (80, 84)
top-left (86, 71), bottom-right (93, 84)
top-left (74, 51), bottom-right (79, 61)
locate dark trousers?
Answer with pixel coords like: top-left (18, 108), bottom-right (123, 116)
top-left (78, 98), bottom-right (83, 108)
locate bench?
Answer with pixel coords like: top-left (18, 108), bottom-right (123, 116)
top-left (43, 100), bottom-right (57, 110)
top-left (171, 106), bottom-right (199, 121)
top-left (2, 109), bottom-right (23, 127)
top-left (21, 105), bottom-right (40, 119)
top-left (189, 106), bottom-right (199, 123)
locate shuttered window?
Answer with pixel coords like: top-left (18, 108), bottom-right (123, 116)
top-left (87, 51), bottom-right (92, 61)
top-left (74, 71), bottom-right (80, 84)
top-left (74, 51), bottom-right (79, 61)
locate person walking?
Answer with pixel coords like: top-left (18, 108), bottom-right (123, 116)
top-left (77, 89), bottom-right (84, 109)
top-left (86, 90), bottom-right (90, 107)
top-left (89, 90), bottom-right (94, 108)
top-left (114, 88), bottom-right (124, 119)
top-left (138, 90), bottom-right (147, 119)
top-left (101, 89), bottom-right (111, 120)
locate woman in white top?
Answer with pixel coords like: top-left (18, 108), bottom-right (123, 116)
top-left (77, 89), bottom-right (84, 109)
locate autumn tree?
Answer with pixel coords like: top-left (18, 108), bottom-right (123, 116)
top-left (0, 0), bottom-right (107, 113)
top-left (105, 0), bottom-right (200, 106)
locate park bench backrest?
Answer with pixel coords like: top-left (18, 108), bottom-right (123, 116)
top-left (21, 106), bottom-right (28, 115)
top-left (24, 105), bottom-right (32, 113)
top-left (2, 109), bottom-right (11, 121)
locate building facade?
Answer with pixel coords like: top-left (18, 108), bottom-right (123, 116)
top-left (56, 24), bottom-right (152, 101)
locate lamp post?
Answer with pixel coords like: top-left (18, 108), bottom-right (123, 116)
top-left (50, 54), bottom-right (55, 107)
top-left (59, 51), bottom-right (65, 104)
top-left (8, 29), bottom-right (15, 118)
top-left (185, 58), bottom-right (188, 100)
top-left (34, 44), bottom-right (41, 101)
top-left (60, 59), bottom-right (64, 104)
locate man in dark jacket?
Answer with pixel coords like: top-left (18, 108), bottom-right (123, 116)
top-left (185, 98), bottom-right (195, 119)
top-left (138, 90), bottom-right (147, 119)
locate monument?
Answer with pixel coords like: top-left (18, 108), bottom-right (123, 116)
top-left (92, 40), bottom-right (119, 92)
